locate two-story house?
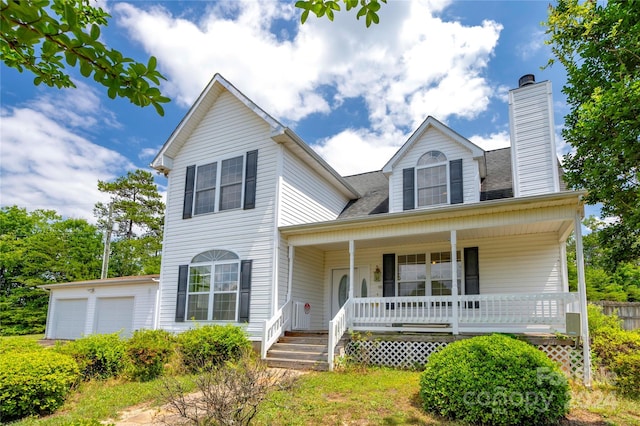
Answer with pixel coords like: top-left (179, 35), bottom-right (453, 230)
top-left (146, 73), bottom-right (590, 381)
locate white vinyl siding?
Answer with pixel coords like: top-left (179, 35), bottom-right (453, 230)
top-left (509, 81), bottom-right (559, 197)
top-left (158, 90), bottom-right (279, 339)
top-left (279, 149), bottom-right (350, 226)
top-left (390, 127), bottom-right (480, 212)
top-left (291, 246), bottom-right (326, 329)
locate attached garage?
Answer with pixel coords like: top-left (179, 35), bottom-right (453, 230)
top-left (40, 275), bottom-right (159, 340)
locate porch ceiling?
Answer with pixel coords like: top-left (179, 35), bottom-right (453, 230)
top-left (304, 219), bottom-right (569, 251)
top-left (282, 192), bottom-right (585, 250)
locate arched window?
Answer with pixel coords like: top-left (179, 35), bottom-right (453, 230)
top-left (186, 249), bottom-right (241, 321)
top-left (416, 151), bottom-right (448, 207)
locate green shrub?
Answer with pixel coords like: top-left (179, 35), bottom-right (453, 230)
top-left (612, 352), bottom-right (640, 398)
top-left (419, 334), bottom-right (570, 426)
top-left (178, 325), bottom-right (251, 372)
top-left (0, 336), bottom-right (43, 354)
top-left (126, 329), bottom-right (175, 381)
top-left (0, 350), bottom-right (79, 422)
top-left (56, 333), bottom-right (126, 380)
top-left (588, 304), bottom-right (640, 368)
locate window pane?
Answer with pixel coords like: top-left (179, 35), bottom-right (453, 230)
top-left (417, 164), bottom-right (447, 207)
top-left (399, 281), bottom-right (426, 297)
top-left (220, 157), bottom-right (243, 185)
top-left (214, 263), bottom-right (239, 292)
top-left (196, 163), bottom-right (217, 190)
top-left (431, 280), bottom-right (452, 296)
top-left (213, 294), bottom-right (237, 321)
top-left (219, 183), bottom-right (242, 210)
top-left (187, 294), bottom-right (209, 320)
top-left (189, 266), bottom-right (211, 292)
top-left (194, 188), bottom-right (216, 215)
top-left (417, 151), bottom-right (447, 166)
top-left (430, 251), bottom-right (461, 295)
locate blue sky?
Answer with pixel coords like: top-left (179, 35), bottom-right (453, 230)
top-left (1, 0), bottom-right (578, 222)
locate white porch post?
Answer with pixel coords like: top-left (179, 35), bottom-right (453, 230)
top-left (451, 230), bottom-right (459, 334)
top-left (287, 245), bottom-right (294, 302)
top-left (349, 240), bottom-right (355, 300)
top-left (574, 213), bottom-right (592, 386)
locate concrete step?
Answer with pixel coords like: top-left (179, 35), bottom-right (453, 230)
top-left (278, 336), bottom-right (328, 345)
top-left (270, 342), bottom-right (327, 352)
top-left (267, 349), bottom-right (327, 361)
top-left (265, 357), bottom-right (329, 371)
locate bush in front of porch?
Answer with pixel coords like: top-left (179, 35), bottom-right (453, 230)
top-left (419, 334), bottom-right (570, 425)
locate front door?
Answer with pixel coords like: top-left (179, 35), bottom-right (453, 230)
top-left (331, 267), bottom-right (369, 317)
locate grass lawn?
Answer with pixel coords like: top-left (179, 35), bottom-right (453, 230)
top-left (10, 366), bottom-right (640, 425)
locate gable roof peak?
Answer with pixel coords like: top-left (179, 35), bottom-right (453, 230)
top-left (151, 73), bottom-right (284, 174)
top-left (382, 116), bottom-right (484, 174)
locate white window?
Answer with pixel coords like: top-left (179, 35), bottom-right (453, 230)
top-left (186, 250), bottom-right (240, 321)
top-left (430, 251), bottom-right (462, 296)
top-left (397, 254), bottom-right (427, 297)
top-left (194, 155), bottom-right (243, 215)
top-left (416, 151), bottom-right (448, 207)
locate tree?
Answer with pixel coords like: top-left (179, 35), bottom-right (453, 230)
top-left (545, 0), bottom-right (640, 266)
top-left (94, 169), bottom-right (164, 276)
top-left (295, 0), bottom-right (386, 27)
top-left (0, 206), bottom-right (103, 335)
top-left (0, 0), bottom-right (170, 115)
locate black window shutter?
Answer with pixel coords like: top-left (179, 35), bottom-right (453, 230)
top-left (383, 253), bottom-right (396, 310)
top-left (464, 247), bottom-right (479, 308)
top-left (403, 168), bottom-right (415, 210)
top-left (450, 159), bottom-right (463, 204)
top-left (183, 165), bottom-right (196, 219)
top-left (176, 265), bottom-right (189, 322)
top-left (243, 150), bottom-right (258, 210)
top-left (239, 260), bottom-right (252, 323)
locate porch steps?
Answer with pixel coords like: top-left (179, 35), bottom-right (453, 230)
top-left (265, 331), bottom-right (342, 371)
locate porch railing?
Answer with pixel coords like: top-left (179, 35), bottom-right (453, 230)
top-left (261, 299), bottom-right (292, 359)
top-left (349, 292), bottom-right (579, 332)
top-left (328, 299), bottom-right (351, 371)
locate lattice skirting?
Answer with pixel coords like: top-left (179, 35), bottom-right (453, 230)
top-left (345, 339), bottom-right (584, 378)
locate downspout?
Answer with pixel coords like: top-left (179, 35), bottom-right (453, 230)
top-left (271, 143), bottom-right (285, 316)
top-left (574, 212), bottom-right (592, 386)
top-left (152, 277), bottom-right (161, 330)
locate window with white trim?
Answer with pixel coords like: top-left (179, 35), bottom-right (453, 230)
top-left (416, 151), bottom-right (448, 207)
top-left (186, 250), bottom-right (240, 321)
top-left (194, 155), bottom-right (244, 215)
top-left (397, 254), bottom-right (427, 296)
top-left (430, 251), bottom-right (462, 296)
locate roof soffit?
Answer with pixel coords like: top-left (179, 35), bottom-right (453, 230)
top-left (382, 116), bottom-right (485, 174)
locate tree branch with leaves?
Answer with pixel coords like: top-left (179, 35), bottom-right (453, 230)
top-left (0, 0), bottom-right (170, 115)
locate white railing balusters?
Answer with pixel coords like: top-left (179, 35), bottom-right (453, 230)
top-left (261, 299), bottom-right (292, 359)
top-left (328, 299), bottom-right (350, 371)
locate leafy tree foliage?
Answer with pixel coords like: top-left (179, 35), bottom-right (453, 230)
top-left (567, 217), bottom-right (640, 302)
top-left (295, 0), bottom-right (386, 27)
top-left (0, 0), bottom-right (170, 115)
top-left (0, 206), bottom-right (103, 335)
top-left (545, 0), bottom-right (640, 265)
top-left (94, 169), bottom-right (164, 276)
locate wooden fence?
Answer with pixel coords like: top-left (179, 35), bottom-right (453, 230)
top-left (592, 301), bottom-right (640, 331)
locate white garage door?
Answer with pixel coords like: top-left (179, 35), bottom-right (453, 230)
top-left (53, 299), bottom-right (88, 339)
top-left (95, 297), bottom-right (135, 336)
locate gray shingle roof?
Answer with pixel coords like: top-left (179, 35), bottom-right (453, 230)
top-left (336, 147), bottom-right (565, 219)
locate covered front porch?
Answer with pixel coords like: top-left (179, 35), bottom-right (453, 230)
top-left (263, 193), bottom-right (591, 380)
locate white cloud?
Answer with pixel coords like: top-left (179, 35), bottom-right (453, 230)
top-left (0, 86), bottom-right (135, 221)
top-left (469, 131), bottom-right (511, 151)
top-left (114, 0), bottom-right (503, 170)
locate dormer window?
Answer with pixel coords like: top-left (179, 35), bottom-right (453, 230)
top-left (403, 153), bottom-right (463, 210)
top-left (416, 151), bottom-right (448, 207)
